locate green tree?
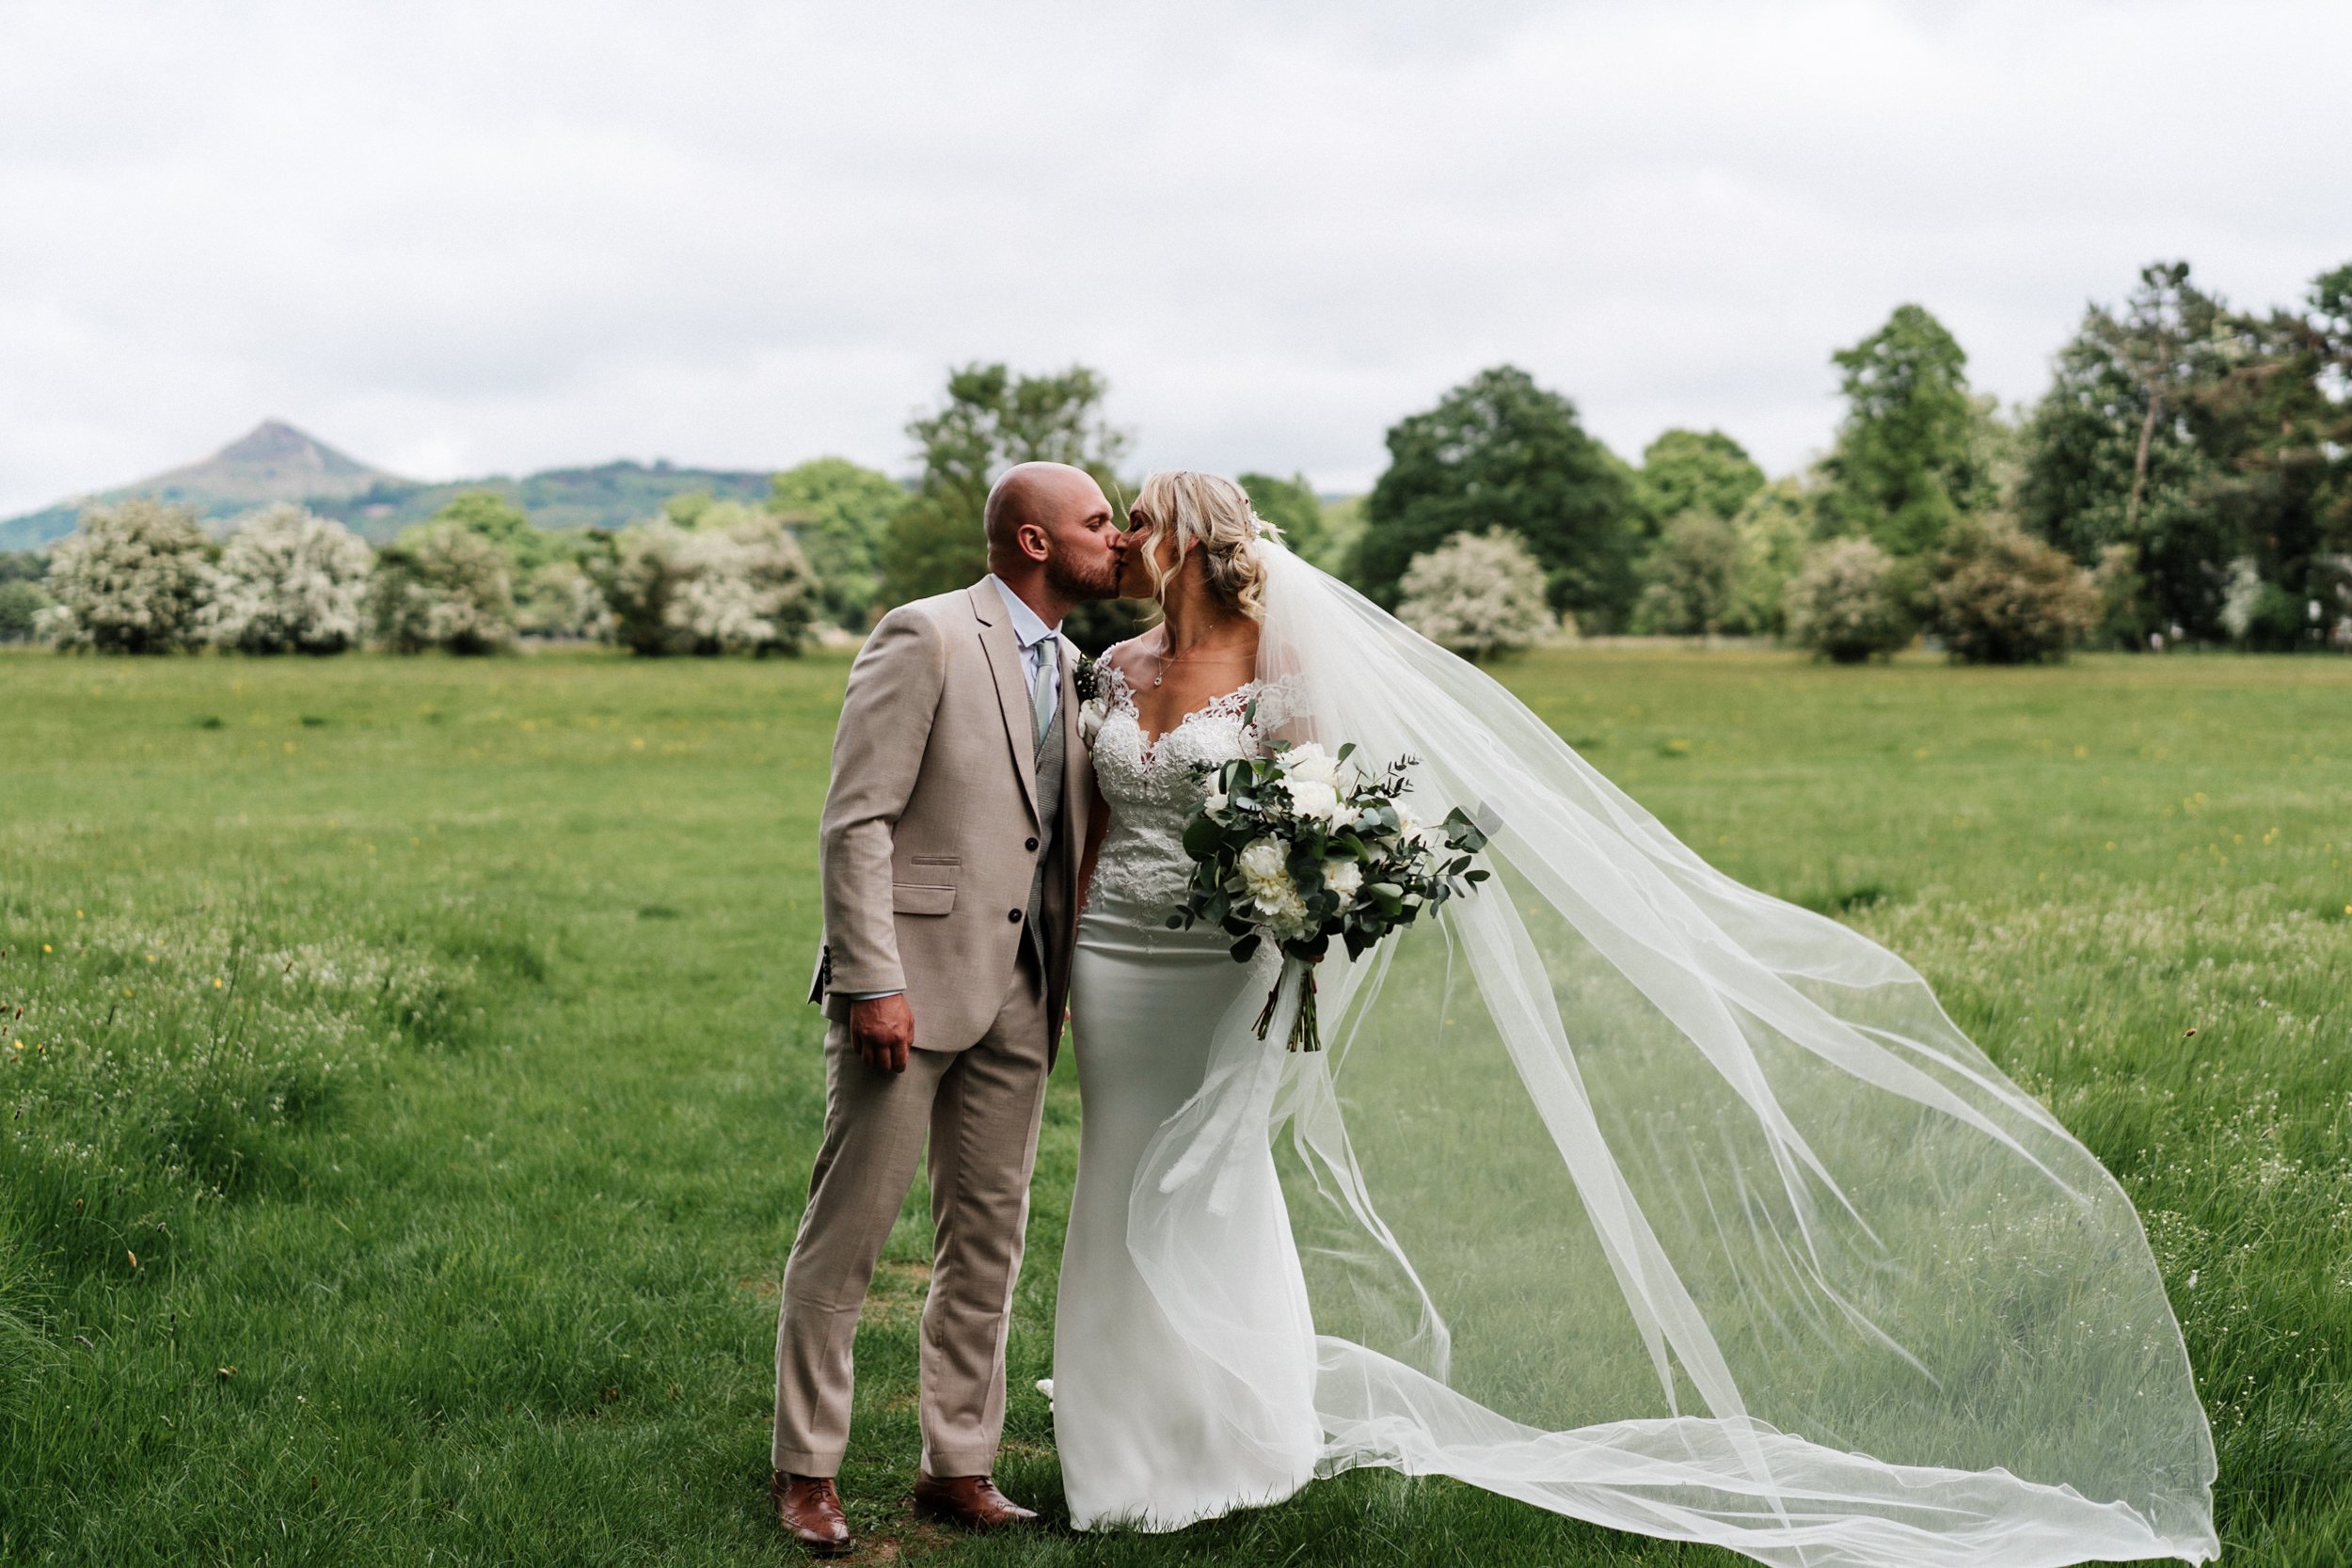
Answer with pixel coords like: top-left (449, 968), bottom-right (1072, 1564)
top-left (1819, 305), bottom-right (1991, 556)
top-left (431, 491), bottom-right (566, 575)
top-left (881, 364), bottom-right (1131, 606)
top-left (371, 521), bottom-right (518, 655)
top-left (768, 457), bottom-right (907, 629)
top-left (1631, 430), bottom-right (1765, 532)
top-left (2013, 258), bottom-right (2352, 643)
top-left (1235, 471), bottom-right (1329, 564)
top-left (1632, 513), bottom-right (1742, 637)
top-left (1349, 366), bottom-right (1637, 626)
top-left (2017, 264), bottom-right (2232, 637)
top-left (2194, 263), bottom-right (2352, 642)
top-left (1727, 476), bottom-right (1820, 634)
top-left (0, 579), bottom-right (49, 642)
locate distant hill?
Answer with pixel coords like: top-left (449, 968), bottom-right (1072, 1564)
top-left (0, 421), bottom-right (780, 550)
top-left (305, 460), bottom-right (774, 542)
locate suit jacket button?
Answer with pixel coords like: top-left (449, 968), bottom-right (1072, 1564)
top-left (1025, 836), bottom-right (1040, 852)
top-left (1008, 909), bottom-right (1023, 923)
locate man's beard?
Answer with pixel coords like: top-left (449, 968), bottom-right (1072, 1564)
top-left (1045, 549), bottom-right (1121, 604)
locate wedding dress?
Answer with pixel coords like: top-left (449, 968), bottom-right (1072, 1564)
top-left (1054, 667), bottom-right (1323, 1529)
top-left (1054, 542), bottom-right (2217, 1568)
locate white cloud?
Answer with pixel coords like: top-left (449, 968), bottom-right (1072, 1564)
top-left (1, 0), bottom-right (2344, 515)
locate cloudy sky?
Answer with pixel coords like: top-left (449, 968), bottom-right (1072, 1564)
top-left (2, 0), bottom-right (2344, 515)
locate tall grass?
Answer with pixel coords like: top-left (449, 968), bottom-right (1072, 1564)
top-left (0, 644), bottom-right (2343, 1565)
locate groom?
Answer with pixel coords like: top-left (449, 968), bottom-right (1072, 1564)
top-left (773, 462), bottom-right (1121, 1555)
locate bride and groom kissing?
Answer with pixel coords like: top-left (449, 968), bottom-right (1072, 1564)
top-left (771, 465), bottom-right (2218, 1567)
top-left (776, 462), bottom-right (1271, 1553)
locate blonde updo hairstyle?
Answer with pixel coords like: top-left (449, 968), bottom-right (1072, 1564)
top-left (1131, 470), bottom-right (1279, 622)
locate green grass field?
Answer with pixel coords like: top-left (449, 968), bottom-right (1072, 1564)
top-left (2, 644), bottom-right (2345, 1566)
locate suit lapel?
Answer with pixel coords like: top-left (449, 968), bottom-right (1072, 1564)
top-left (969, 582), bottom-right (1041, 824)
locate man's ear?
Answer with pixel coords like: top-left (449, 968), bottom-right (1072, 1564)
top-left (1017, 520), bottom-right (1053, 563)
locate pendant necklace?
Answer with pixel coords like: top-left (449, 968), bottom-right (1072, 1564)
top-left (1152, 617), bottom-right (1237, 688)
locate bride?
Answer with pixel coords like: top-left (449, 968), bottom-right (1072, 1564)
top-left (1050, 471), bottom-right (2217, 1568)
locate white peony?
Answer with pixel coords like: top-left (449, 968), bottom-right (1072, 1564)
top-left (1255, 877), bottom-right (1311, 939)
top-left (1322, 861), bottom-right (1364, 904)
top-left (1238, 836), bottom-right (1290, 899)
top-left (1282, 777), bottom-right (1342, 824)
top-left (1282, 741), bottom-right (1339, 787)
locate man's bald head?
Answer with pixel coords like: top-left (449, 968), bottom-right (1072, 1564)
top-left (984, 463), bottom-right (1104, 566)
top-left (981, 461), bottom-right (1122, 614)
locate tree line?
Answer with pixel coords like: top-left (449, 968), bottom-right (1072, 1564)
top-left (5, 255), bottom-right (2344, 662)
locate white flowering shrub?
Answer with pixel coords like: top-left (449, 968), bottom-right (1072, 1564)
top-left (201, 503), bottom-right (374, 654)
top-left (368, 520), bottom-right (518, 655)
top-left (1784, 538), bottom-right (1918, 663)
top-left (37, 499), bottom-right (215, 653)
top-left (603, 514), bottom-right (818, 656)
top-left (517, 560), bottom-right (614, 641)
top-left (1395, 529), bottom-right (1555, 662)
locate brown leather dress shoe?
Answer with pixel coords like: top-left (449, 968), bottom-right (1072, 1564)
top-left (911, 1472), bottom-right (1038, 1531)
top-left (771, 1471), bottom-right (854, 1558)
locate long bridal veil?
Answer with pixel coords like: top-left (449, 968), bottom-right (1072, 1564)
top-left (1121, 540), bottom-right (2216, 1568)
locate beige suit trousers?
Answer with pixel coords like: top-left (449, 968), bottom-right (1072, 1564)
top-left (771, 950), bottom-right (1051, 1478)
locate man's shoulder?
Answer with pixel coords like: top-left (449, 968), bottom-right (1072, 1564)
top-left (874, 585), bottom-right (983, 635)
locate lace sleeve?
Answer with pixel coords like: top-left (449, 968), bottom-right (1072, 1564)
top-left (1097, 658), bottom-right (1136, 714)
top-left (1248, 671), bottom-right (1316, 748)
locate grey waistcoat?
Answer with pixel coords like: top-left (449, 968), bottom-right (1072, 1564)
top-left (1023, 703), bottom-right (1065, 973)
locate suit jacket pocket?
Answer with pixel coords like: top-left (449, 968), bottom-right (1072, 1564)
top-left (892, 882), bottom-right (956, 916)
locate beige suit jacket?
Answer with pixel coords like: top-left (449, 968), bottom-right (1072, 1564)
top-left (807, 580), bottom-right (1090, 1060)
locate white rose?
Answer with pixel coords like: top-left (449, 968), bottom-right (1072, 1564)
top-left (1201, 783), bottom-right (1230, 816)
top-left (1077, 694), bottom-right (1108, 749)
top-left (1282, 778), bottom-right (1342, 824)
top-left (1322, 861), bottom-right (1364, 904)
top-left (1281, 742), bottom-right (1338, 787)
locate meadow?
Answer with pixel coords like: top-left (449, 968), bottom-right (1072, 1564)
top-left (0, 643), bottom-right (2344, 1567)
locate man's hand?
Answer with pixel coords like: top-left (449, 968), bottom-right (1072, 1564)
top-left (850, 993), bottom-right (915, 1074)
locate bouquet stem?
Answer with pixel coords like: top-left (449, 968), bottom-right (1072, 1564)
top-left (1252, 958), bottom-right (1322, 1053)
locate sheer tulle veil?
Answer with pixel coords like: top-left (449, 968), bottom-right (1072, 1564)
top-left (1120, 538), bottom-right (2217, 1568)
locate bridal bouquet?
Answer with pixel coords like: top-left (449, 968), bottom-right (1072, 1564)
top-left (1171, 717), bottom-right (1490, 1052)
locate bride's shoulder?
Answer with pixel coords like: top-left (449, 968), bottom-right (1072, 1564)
top-left (1096, 636), bottom-right (1158, 691)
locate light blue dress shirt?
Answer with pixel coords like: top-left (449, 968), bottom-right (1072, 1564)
top-left (986, 573), bottom-right (1061, 732)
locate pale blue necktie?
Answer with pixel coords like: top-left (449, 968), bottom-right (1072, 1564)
top-left (1030, 633), bottom-right (1059, 747)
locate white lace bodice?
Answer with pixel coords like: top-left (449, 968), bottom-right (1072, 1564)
top-left (1086, 662), bottom-right (1295, 915)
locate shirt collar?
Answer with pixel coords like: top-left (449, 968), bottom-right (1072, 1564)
top-left (985, 574), bottom-right (1059, 651)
